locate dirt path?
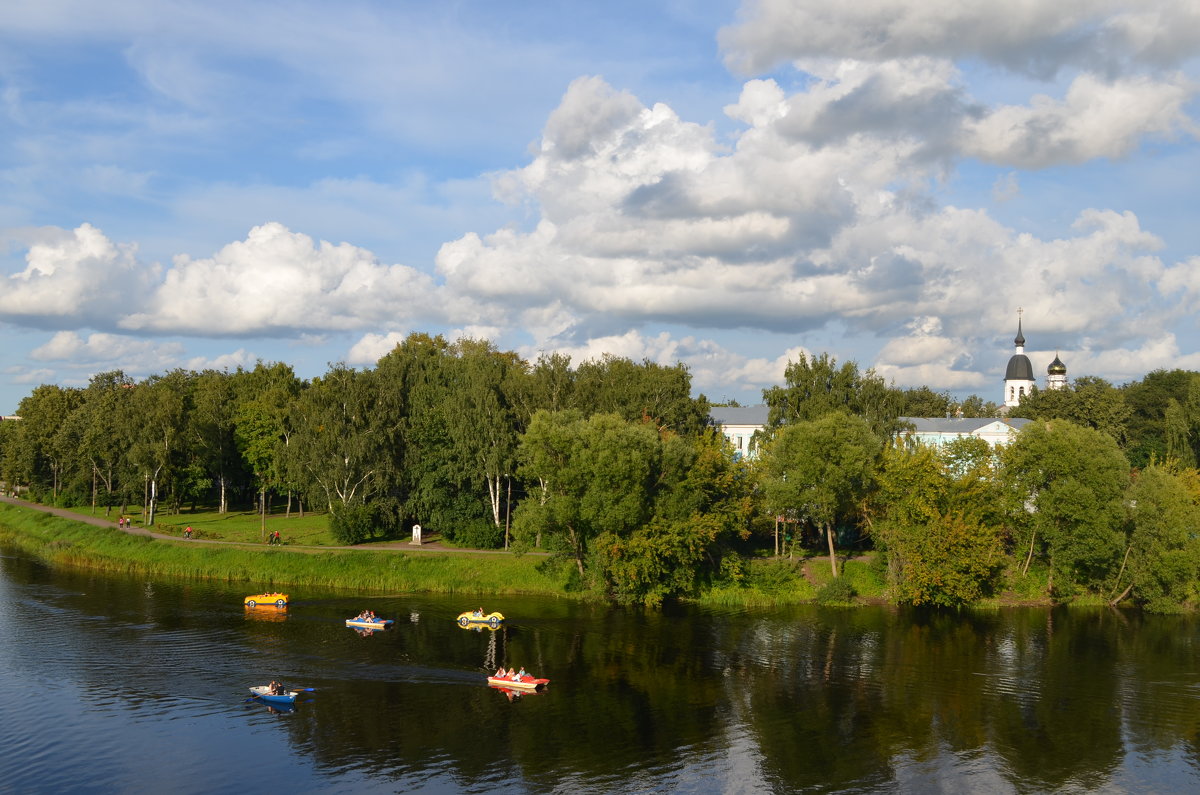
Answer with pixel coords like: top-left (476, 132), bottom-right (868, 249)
top-left (0, 493), bottom-right (536, 556)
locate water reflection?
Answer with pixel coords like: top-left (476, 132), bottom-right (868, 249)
top-left (1, 544), bottom-right (1199, 793)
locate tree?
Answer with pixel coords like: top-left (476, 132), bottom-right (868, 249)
top-left (763, 352), bottom-right (902, 437)
top-left (441, 339), bottom-right (521, 543)
top-left (572, 355), bottom-right (710, 435)
top-left (234, 361), bottom-right (302, 523)
top-left (1121, 369), bottom-right (1195, 467)
top-left (283, 364), bottom-right (390, 537)
top-left (124, 371), bottom-right (190, 525)
top-left (75, 371), bottom-right (135, 514)
top-left (872, 439), bottom-right (1004, 606)
top-left (597, 430), bottom-right (753, 605)
top-left (190, 370), bottom-right (241, 513)
top-left (760, 412), bottom-right (880, 578)
top-left (955, 394), bottom-right (1000, 419)
top-left (896, 386), bottom-right (952, 418)
top-left (513, 411), bottom-right (660, 580)
top-left (1111, 463), bottom-right (1200, 613)
top-left (1013, 376), bottom-right (1130, 447)
top-left (11, 384), bottom-right (81, 499)
top-left (1002, 420), bottom-right (1129, 597)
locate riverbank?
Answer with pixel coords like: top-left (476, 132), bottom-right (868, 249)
top-left (0, 498), bottom-right (1057, 609)
top-left (0, 501), bottom-right (573, 597)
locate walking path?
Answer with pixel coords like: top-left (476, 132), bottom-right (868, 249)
top-left (0, 493), bottom-right (533, 556)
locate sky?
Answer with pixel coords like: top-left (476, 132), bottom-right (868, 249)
top-left (2, 0), bottom-right (1200, 415)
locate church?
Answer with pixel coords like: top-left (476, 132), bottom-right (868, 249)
top-left (1003, 310), bottom-right (1067, 409)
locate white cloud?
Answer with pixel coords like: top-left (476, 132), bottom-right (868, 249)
top-left (438, 76), bottom-right (1183, 362)
top-left (719, 0), bottom-right (1200, 77)
top-left (962, 73), bottom-right (1196, 168)
top-left (0, 224), bottom-right (158, 328)
top-left (123, 222), bottom-right (442, 336)
top-left (347, 331), bottom-right (408, 366)
top-left (30, 331), bottom-right (185, 371)
top-left (183, 348), bottom-right (257, 372)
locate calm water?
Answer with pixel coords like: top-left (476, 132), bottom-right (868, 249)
top-left (2, 547), bottom-right (1199, 794)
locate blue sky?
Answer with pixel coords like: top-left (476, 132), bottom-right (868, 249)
top-left (3, 0), bottom-right (1199, 414)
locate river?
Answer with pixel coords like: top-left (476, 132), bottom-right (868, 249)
top-left (2, 545), bottom-right (1199, 794)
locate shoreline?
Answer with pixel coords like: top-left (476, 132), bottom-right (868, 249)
top-left (0, 500), bottom-right (573, 599)
top-left (0, 497), bottom-right (1067, 610)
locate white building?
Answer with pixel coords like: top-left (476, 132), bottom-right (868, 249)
top-left (1003, 311), bottom-right (1069, 407)
top-left (898, 416), bottom-right (1032, 449)
top-left (708, 405), bottom-right (769, 459)
top-left (1003, 315), bottom-right (1036, 409)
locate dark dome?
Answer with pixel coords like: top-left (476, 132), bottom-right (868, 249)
top-left (1005, 354), bottom-right (1034, 381)
top-left (1048, 355), bottom-right (1066, 375)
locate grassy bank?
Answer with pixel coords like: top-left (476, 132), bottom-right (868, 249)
top-left (0, 502), bottom-right (572, 597)
top-left (62, 503), bottom-right (339, 546)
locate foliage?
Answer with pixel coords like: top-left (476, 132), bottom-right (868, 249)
top-left (1002, 420), bottom-right (1129, 599)
top-left (330, 502), bottom-right (376, 545)
top-left (1012, 376), bottom-right (1130, 449)
top-left (763, 352), bottom-right (901, 437)
top-left (1118, 463), bottom-right (1200, 613)
top-left (815, 577), bottom-right (857, 605)
top-left (759, 412), bottom-right (880, 578)
top-left (1121, 369), bottom-right (1196, 467)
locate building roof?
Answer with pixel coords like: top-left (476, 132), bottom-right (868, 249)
top-left (708, 405), bottom-right (770, 427)
top-left (1004, 353), bottom-right (1034, 381)
top-left (900, 416), bottom-right (1032, 433)
top-left (1048, 354), bottom-right (1066, 375)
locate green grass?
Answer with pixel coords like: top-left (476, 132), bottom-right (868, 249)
top-left (0, 502), bottom-right (572, 597)
top-left (62, 503), bottom-right (340, 545)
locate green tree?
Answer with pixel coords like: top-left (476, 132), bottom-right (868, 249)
top-left (896, 386), bottom-right (952, 418)
top-left (1112, 463), bottom-right (1200, 612)
top-left (1014, 376), bottom-right (1130, 447)
top-left (760, 412), bottom-right (880, 578)
top-left (597, 430), bottom-right (753, 605)
top-left (11, 384), bottom-right (82, 499)
top-left (124, 371), bottom-right (190, 525)
top-left (189, 370), bottom-right (242, 513)
top-left (1122, 369), bottom-right (1195, 467)
top-left (872, 439), bottom-right (1004, 607)
top-left (1002, 420), bottom-right (1129, 597)
top-left (234, 361), bottom-right (302, 524)
top-left (74, 372), bottom-right (135, 515)
top-left (954, 394), bottom-right (1000, 418)
top-left (572, 355), bottom-right (709, 435)
top-left (441, 339), bottom-right (521, 544)
top-left (283, 364), bottom-right (390, 536)
top-left (763, 352), bottom-right (902, 436)
top-left (513, 411), bottom-right (660, 580)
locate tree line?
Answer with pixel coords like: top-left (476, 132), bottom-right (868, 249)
top-left (1, 340), bottom-right (1198, 611)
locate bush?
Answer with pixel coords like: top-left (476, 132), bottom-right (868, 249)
top-left (816, 577), bottom-right (857, 605)
top-left (330, 503), bottom-right (374, 545)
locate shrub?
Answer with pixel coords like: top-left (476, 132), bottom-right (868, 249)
top-left (816, 577), bottom-right (857, 605)
top-left (330, 503), bottom-right (374, 545)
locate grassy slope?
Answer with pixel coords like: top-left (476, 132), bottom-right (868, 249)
top-left (0, 502), bottom-right (572, 597)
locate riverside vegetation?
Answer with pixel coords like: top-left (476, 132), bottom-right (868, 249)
top-left (2, 336), bottom-right (1200, 611)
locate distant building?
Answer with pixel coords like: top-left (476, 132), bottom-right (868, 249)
top-left (0, 415), bottom-right (20, 421)
top-left (898, 416), bottom-right (1032, 448)
top-left (1004, 314), bottom-right (1036, 409)
top-left (1003, 309), bottom-right (1069, 407)
top-left (709, 405), bottom-right (769, 459)
top-left (1047, 353), bottom-right (1068, 390)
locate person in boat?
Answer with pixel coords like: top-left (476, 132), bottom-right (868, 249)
top-left (516, 666), bottom-right (527, 681)
top-left (473, 607), bottom-right (483, 617)
top-left (269, 680), bottom-right (283, 695)
top-left (495, 666), bottom-right (506, 678)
